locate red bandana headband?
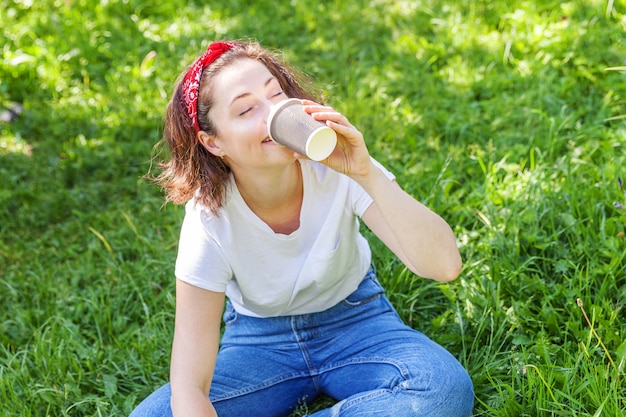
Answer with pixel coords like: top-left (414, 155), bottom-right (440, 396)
top-left (182, 41), bottom-right (237, 132)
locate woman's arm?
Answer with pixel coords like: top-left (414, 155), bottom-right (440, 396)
top-left (303, 100), bottom-right (462, 282)
top-left (359, 171), bottom-right (462, 282)
top-left (170, 280), bottom-right (225, 417)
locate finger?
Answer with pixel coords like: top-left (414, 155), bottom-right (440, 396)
top-left (312, 111), bottom-right (353, 128)
top-left (303, 106), bottom-right (336, 117)
top-left (324, 123), bottom-right (364, 149)
top-left (326, 120), bottom-right (358, 137)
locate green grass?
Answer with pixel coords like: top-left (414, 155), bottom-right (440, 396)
top-left (1, 0), bottom-right (625, 415)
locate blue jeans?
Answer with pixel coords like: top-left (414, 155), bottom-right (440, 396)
top-left (130, 269), bottom-right (474, 417)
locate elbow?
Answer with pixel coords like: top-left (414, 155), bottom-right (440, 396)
top-left (405, 244), bottom-right (463, 282)
top-left (410, 255), bottom-right (462, 283)
top-left (441, 264), bottom-right (462, 282)
top-left (440, 253), bottom-right (463, 282)
top-left (447, 253), bottom-right (463, 282)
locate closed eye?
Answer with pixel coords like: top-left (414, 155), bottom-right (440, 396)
top-left (239, 106), bottom-right (255, 116)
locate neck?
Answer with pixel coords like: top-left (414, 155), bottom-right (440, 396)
top-left (235, 161), bottom-right (301, 208)
top-left (234, 161), bottom-right (303, 234)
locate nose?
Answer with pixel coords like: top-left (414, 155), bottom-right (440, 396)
top-left (263, 99), bottom-right (273, 119)
top-left (263, 100), bottom-right (276, 133)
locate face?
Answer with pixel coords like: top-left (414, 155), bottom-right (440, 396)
top-left (202, 58), bottom-right (294, 170)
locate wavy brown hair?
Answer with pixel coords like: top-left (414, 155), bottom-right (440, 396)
top-left (153, 41), bottom-right (322, 213)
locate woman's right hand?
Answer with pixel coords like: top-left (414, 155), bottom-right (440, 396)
top-left (300, 100), bottom-right (375, 180)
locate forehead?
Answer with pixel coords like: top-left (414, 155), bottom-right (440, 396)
top-left (211, 58), bottom-right (274, 103)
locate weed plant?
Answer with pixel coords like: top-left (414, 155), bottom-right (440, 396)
top-left (1, 0), bottom-right (625, 416)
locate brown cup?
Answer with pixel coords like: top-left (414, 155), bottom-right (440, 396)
top-left (267, 99), bottom-right (337, 161)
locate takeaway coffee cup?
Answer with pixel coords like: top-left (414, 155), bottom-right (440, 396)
top-left (268, 98), bottom-right (337, 161)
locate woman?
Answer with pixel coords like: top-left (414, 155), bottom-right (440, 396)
top-left (131, 40), bottom-right (473, 417)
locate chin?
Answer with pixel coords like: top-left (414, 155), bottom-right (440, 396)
top-left (269, 145), bottom-right (296, 159)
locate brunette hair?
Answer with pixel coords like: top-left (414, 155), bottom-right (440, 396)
top-left (153, 41), bottom-right (321, 213)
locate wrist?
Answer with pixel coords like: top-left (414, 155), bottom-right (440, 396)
top-left (349, 162), bottom-right (388, 192)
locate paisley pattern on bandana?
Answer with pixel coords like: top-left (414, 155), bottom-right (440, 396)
top-left (182, 42), bottom-right (237, 132)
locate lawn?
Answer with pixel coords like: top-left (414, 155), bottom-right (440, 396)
top-left (1, 0), bottom-right (625, 416)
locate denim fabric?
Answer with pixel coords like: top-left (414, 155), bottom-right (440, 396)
top-left (130, 269), bottom-right (474, 417)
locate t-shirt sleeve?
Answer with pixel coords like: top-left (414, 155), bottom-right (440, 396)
top-left (174, 202), bottom-right (232, 293)
top-left (351, 157), bottom-right (396, 217)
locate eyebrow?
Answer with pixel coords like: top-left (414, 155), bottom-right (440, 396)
top-left (229, 76), bottom-right (277, 106)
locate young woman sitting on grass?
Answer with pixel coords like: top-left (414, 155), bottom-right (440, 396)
top-left (130, 40), bottom-right (474, 417)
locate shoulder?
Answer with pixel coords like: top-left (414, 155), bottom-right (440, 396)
top-left (179, 199), bottom-right (215, 246)
top-left (182, 193), bottom-right (231, 243)
top-left (185, 175), bottom-right (237, 222)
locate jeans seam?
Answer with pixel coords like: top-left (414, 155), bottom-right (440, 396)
top-left (319, 357), bottom-right (412, 380)
top-left (339, 388), bottom-right (389, 410)
top-left (210, 371), bottom-right (311, 402)
top-left (342, 293), bottom-right (382, 307)
top-left (291, 316), bottom-right (323, 393)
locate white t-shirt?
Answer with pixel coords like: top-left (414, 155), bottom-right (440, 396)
top-left (175, 158), bottom-right (395, 317)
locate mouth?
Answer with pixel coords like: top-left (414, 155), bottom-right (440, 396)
top-left (262, 137), bottom-right (273, 143)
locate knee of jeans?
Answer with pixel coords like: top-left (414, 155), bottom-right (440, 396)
top-left (399, 364), bottom-right (474, 416)
top-left (128, 384), bottom-right (173, 417)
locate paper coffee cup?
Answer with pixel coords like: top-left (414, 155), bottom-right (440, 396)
top-left (268, 98), bottom-right (337, 161)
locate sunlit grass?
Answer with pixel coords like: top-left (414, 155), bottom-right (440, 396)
top-left (1, 0), bottom-right (625, 415)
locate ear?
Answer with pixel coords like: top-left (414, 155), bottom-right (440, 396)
top-left (198, 131), bottom-right (224, 158)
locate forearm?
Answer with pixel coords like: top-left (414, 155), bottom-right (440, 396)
top-left (356, 163), bottom-right (462, 281)
top-left (170, 283), bottom-right (224, 417)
